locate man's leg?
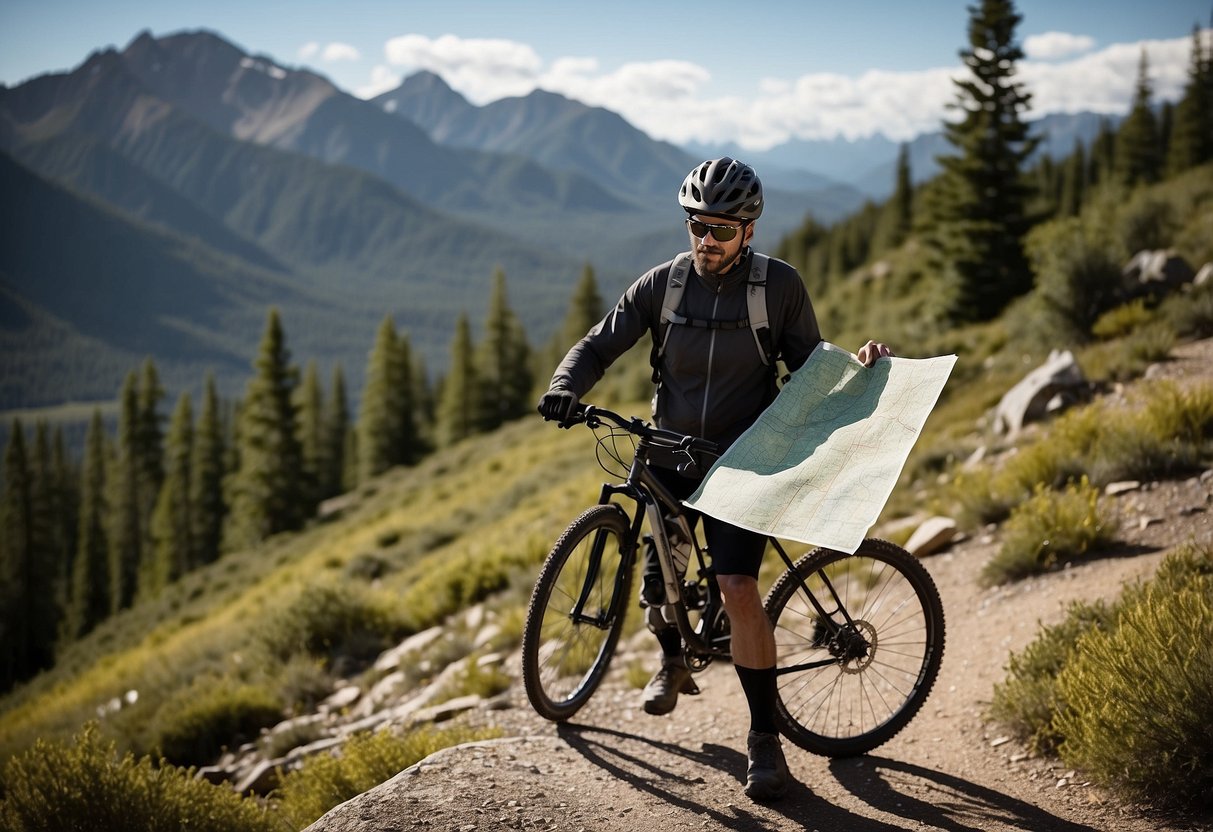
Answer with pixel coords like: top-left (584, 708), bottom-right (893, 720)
top-left (719, 573), bottom-right (789, 801)
top-left (640, 539), bottom-right (698, 715)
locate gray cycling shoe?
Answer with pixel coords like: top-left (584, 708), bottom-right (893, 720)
top-left (642, 658), bottom-right (700, 715)
top-left (744, 731), bottom-right (790, 801)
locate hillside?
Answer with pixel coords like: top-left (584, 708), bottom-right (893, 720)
top-left (304, 340), bottom-right (1213, 832)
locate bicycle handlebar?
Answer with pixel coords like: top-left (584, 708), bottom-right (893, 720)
top-left (561, 404), bottom-right (719, 456)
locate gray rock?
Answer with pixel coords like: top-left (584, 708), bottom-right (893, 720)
top-left (1122, 249), bottom-right (1195, 298)
top-left (1105, 481), bottom-right (1141, 496)
top-left (373, 626), bottom-right (444, 672)
top-left (1195, 263), bottom-right (1212, 287)
top-left (320, 684), bottom-right (361, 714)
top-left (905, 517), bottom-right (959, 557)
top-left (234, 758), bottom-right (282, 795)
top-left (993, 350), bottom-right (1087, 436)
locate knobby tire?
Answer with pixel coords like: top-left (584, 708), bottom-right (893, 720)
top-left (766, 538), bottom-right (945, 757)
top-left (521, 504), bottom-right (634, 721)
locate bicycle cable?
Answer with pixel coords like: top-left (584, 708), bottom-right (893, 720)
top-left (591, 423), bottom-right (636, 479)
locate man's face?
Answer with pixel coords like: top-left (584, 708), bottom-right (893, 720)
top-left (687, 215), bottom-right (752, 277)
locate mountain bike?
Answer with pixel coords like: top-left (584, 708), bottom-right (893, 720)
top-left (520, 404), bottom-right (946, 757)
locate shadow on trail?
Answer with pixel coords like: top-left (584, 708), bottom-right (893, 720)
top-left (829, 755), bottom-right (1104, 832)
top-left (556, 723), bottom-right (906, 831)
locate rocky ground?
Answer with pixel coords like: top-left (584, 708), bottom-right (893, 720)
top-left (305, 339), bottom-right (1213, 832)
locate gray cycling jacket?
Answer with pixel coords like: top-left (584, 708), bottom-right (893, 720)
top-left (550, 249), bottom-right (822, 446)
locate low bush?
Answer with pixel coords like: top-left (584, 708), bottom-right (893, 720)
top-left (1160, 281), bottom-right (1213, 339)
top-left (0, 724), bottom-right (279, 832)
top-left (273, 724), bottom-right (501, 828)
top-left (1056, 566), bottom-right (1213, 810)
top-left (991, 543), bottom-right (1213, 812)
top-left (148, 678), bottom-right (283, 766)
top-left (260, 583), bottom-right (407, 673)
top-left (981, 478), bottom-right (1118, 586)
top-left (1090, 299), bottom-right (1154, 340)
top-left (989, 599), bottom-right (1118, 753)
top-left (433, 657), bottom-right (512, 704)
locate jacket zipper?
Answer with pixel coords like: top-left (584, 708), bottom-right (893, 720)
top-left (700, 285), bottom-right (722, 436)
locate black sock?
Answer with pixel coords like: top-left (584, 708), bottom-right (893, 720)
top-left (655, 626), bottom-right (683, 658)
top-left (734, 664), bottom-right (778, 735)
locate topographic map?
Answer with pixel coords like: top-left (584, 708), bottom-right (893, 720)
top-left (685, 342), bottom-right (956, 553)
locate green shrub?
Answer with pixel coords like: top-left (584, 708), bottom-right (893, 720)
top-left (1160, 282), bottom-right (1213, 339)
top-left (1055, 572), bottom-right (1213, 810)
top-left (991, 543), bottom-right (1213, 811)
top-left (273, 724), bottom-right (501, 828)
top-left (1026, 211), bottom-right (1125, 332)
top-left (148, 678), bottom-right (283, 766)
top-left (0, 724), bottom-right (279, 832)
top-left (275, 654), bottom-right (336, 714)
top-left (989, 600), bottom-right (1119, 753)
top-left (1090, 299), bottom-right (1154, 340)
top-left (433, 657), bottom-right (512, 704)
top-left (260, 583), bottom-right (406, 672)
top-left (981, 478), bottom-right (1118, 586)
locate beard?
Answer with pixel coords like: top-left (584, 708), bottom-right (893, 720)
top-left (692, 244), bottom-right (743, 277)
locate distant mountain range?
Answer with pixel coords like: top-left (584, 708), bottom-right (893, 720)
top-left (0, 27), bottom-right (1125, 416)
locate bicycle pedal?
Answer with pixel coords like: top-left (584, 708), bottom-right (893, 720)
top-left (681, 677), bottom-right (701, 695)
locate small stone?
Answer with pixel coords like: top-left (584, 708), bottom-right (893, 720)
top-left (990, 736), bottom-right (1012, 747)
top-left (1057, 778), bottom-right (1069, 788)
top-left (1139, 516), bottom-right (1162, 530)
top-left (1104, 481), bottom-right (1140, 496)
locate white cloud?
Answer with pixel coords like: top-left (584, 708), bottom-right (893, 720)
top-left (298, 42), bottom-right (319, 60)
top-left (1024, 31), bottom-right (1095, 61)
top-left (357, 31), bottom-right (1197, 146)
top-left (322, 42), bottom-right (361, 63)
top-left (356, 65), bottom-right (401, 99)
top-left (1021, 37), bottom-right (1190, 116)
top-left (384, 33), bottom-right (542, 103)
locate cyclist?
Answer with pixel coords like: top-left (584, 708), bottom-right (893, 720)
top-left (537, 157), bottom-right (892, 801)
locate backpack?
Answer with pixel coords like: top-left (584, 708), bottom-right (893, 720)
top-left (649, 251), bottom-right (773, 384)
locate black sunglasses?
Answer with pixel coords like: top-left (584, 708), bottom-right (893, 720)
top-left (686, 218), bottom-right (746, 243)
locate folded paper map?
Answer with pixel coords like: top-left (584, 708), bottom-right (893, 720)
top-left (685, 342), bottom-right (956, 553)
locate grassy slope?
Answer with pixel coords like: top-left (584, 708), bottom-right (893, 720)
top-left (3, 166), bottom-right (1210, 772)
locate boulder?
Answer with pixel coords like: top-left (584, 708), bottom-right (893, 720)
top-left (1122, 249), bottom-right (1195, 298)
top-left (234, 758), bottom-right (282, 796)
top-left (320, 684), bottom-right (361, 714)
top-left (904, 517), bottom-right (959, 557)
top-left (374, 625), bottom-right (443, 672)
top-left (993, 350), bottom-right (1087, 436)
top-left (1195, 262), bottom-right (1212, 287)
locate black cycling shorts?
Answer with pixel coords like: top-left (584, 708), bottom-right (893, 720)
top-left (652, 465), bottom-right (768, 579)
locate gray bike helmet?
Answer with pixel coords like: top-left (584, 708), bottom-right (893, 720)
top-left (678, 157), bottom-right (763, 220)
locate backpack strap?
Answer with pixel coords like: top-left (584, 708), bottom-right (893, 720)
top-left (649, 251), bottom-right (774, 383)
top-left (747, 253), bottom-right (773, 366)
top-left (650, 252), bottom-right (694, 383)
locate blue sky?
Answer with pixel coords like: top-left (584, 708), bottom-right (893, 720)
top-left (2, 1), bottom-right (1209, 147)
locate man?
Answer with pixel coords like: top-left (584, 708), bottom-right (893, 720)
top-left (537, 157), bottom-right (892, 801)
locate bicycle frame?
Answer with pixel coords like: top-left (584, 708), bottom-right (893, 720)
top-left (573, 405), bottom-right (872, 671)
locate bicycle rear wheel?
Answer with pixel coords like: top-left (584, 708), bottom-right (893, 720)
top-left (766, 538), bottom-right (945, 757)
top-left (521, 504), bottom-right (634, 721)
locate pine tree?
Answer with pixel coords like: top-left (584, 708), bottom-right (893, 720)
top-left (560, 264), bottom-right (605, 350)
top-left (224, 309), bottom-right (307, 550)
top-left (145, 394), bottom-right (193, 596)
top-left (25, 422), bottom-right (60, 671)
top-left (1115, 50), bottom-right (1161, 187)
top-left (359, 316), bottom-right (404, 481)
top-left (396, 332), bottom-right (423, 465)
top-left (66, 410), bottom-right (110, 641)
top-left (1088, 118), bottom-right (1118, 187)
top-left (1058, 138), bottom-right (1087, 217)
top-left (190, 374), bottom-right (226, 568)
top-left (438, 313), bottom-right (479, 446)
top-left (297, 360), bottom-right (324, 508)
top-left (929, 0), bottom-right (1038, 322)
top-left (107, 372), bottom-right (142, 612)
top-left (411, 355), bottom-right (435, 450)
top-left (50, 428), bottom-right (79, 613)
top-left (475, 269), bottom-right (532, 431)
top-left (1166, 23), bottom-right (1213, 176)
top-left (322, 365), bottom-right (349, 498)
top-left (1, 421), bottom-right (34, 688)
top-left (136, 360), bottom-right (164, 548)
top-left (876, 144), bottom-right (914, 250)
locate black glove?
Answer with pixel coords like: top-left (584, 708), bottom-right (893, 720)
top-left (537, 389), bottom-right (580, 426)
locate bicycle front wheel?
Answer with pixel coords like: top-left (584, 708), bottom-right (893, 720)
top-left (521, 504), bottom-right (634, 721)
top-left (766, 538), bottom-right (945, 757)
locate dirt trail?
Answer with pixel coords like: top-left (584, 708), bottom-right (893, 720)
top-left (308, 339), bottom-right (1213, 832)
